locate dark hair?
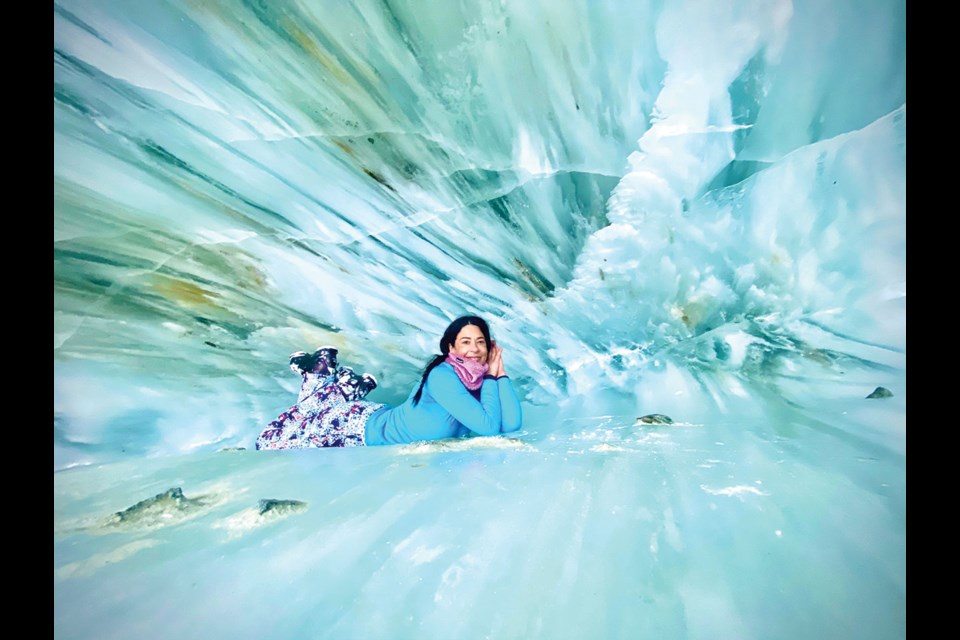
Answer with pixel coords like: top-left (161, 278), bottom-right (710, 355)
top-left (412, 316), bottom-right (491, 405)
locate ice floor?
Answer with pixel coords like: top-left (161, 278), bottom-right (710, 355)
top-left (54, 393), bottom-right (905, 640)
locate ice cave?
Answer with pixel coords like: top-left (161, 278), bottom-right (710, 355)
top-left (54, 1), bottom-right (906, 638)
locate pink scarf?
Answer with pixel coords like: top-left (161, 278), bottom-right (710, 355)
top-left (445, 353), bottom-right (489, 390)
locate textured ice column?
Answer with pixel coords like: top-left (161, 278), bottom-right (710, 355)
top-left (505, 0), bottom-right (905, 425)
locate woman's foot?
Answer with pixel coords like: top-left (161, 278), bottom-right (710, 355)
top-left (312, 346), bottom-right (339, 377)
top-left (335, 366), bottom-right (359, 400)
top-left (289, 351), bottom-right (310, 374)
top-left (333, 367), bottom-right (378, 401)
top-left (357, 373), bottom-right (378, 399)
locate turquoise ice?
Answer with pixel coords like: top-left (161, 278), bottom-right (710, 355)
top-left (54, 1), bottom-right (906, 638)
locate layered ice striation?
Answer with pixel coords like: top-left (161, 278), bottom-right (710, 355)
top-left (54, 1), bottom-right (906, 638)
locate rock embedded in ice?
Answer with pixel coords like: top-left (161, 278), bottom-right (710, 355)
top-left (257, 498), bottom-right (308, 516)
top-left (635, 414), bottom-right (675, 425)
top-left (108, 487), bottom-right (210, 528)
top-left (866, 386), bottom-right (893, 399)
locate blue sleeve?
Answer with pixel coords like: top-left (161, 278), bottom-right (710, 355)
top-left (425, 367), bottom-right (503, 436)
top-left (497, 377), bottom-right (523, 433)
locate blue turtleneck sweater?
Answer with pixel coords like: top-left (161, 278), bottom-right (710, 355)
top-left (363, 363), bottom-right (522, 445)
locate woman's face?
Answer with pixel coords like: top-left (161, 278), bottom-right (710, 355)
top-left (449, 324), bottom-right (488, 364)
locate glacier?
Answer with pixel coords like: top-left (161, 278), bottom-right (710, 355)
top-left (53, 1), bottom-right (906, 638)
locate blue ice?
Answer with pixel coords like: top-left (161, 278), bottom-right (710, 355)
top-left (54, 1), bottom-right (906, 638)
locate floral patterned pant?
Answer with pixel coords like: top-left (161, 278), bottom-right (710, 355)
top-left (256, 373), bottom-right (384, 449)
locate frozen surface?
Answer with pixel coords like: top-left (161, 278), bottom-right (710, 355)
top-left (54, 1), bottom-right (906, 638)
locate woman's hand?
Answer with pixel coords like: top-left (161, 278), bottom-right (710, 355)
top-left (487, 341), bottom-right (505, 377)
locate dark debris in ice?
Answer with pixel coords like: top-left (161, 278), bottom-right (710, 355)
top-left (636, 414), bottom-right (675, 425)
top-left (258, 499), bottom-right (308, 516)
top-left (107, 487), bottom-right (211, 529)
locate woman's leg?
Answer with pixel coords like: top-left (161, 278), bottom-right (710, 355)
top-left (302, 401), bottom-right (385, 448)
top-left (256, 406), bottom-right (306, 450)
top-left (299, 364), bottom-right (380, 445)
top-left (258, 356), bottom-right (380, 450)
top-left (258, 374), bottom-right (346, 450)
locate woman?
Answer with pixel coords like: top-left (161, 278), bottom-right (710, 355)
top-left (255, 316), bottom-right (522, 449)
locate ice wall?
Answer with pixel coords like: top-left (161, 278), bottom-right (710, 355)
top-left (54, 2), bottom-right (906, 638)
top-left (53, 0), bottom-right (905, 467)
